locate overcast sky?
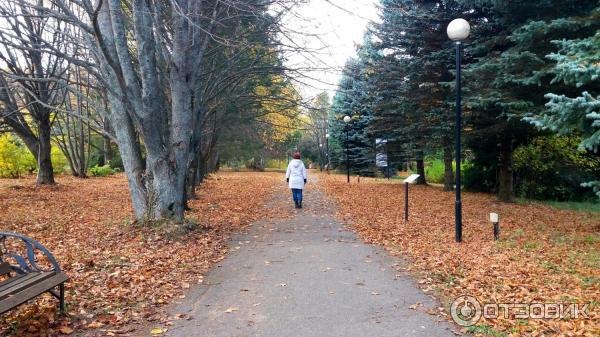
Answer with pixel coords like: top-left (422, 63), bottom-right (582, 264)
top-left (280, 0), bottom-right (380, 101)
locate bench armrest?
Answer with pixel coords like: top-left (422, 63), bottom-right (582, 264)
top-left (0, 232), bottom-right (62, 274)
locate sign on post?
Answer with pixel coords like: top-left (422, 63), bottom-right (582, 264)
top-left (403, 174), bottom-right (420, 221)
top-left (404, 174), bottom-right (420, 184)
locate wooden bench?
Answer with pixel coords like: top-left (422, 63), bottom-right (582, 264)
top-left (0, 232), bottom-right (68, 314)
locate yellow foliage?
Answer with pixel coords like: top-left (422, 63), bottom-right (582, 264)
top-left (254, 78), bottom-right (301, 144)
top-left (0, 134), bottom-right (69, 177)
top-left (0, 134), bottom-right (36, 178)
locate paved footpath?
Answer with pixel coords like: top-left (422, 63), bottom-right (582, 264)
top-left (166, 181), bottom-right (461, 337)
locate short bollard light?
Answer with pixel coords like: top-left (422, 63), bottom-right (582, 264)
top-left (403, 174), bottom-right (420, 221)
top-left (490, 212), bottom-right (499, 241)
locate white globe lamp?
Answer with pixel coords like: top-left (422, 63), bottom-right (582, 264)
top-left (447, 18), bottom-right (470, 42)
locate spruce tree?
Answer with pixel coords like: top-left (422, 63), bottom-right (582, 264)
top-left (458, 0), bottom-right (598, 201)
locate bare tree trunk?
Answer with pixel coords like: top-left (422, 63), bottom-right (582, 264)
top-left (498, 136), bottom-right (514, 202)
top-left (415, 149), bottom-right (427, 185)
top-left (443, 139), bottom-right (454, 191)
top-left (106, 98), bottom-right (148, 220)
top-left (36, 118), bottom-right (55, 185)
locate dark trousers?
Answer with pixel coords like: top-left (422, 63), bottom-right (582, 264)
top-left (291, 188), bottom-right (303, 202)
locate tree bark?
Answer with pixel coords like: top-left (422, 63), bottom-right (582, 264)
top-left (415, 149), bottom-right (427, 185)
top-left (443, 139), bottom-right (454, 191)
top-left (36, 118), bottom-right (55, 185)
top-left (498, 136), bottom-right (514, 202)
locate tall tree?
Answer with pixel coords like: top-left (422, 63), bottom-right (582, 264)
top-left (305, 92), bottom-right (331, 170)
top-left (331, 55), bottom-right (376, 176)
top-left (369, 0), bottom-right (467, 186)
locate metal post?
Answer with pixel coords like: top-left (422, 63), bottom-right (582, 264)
top-left (59, 283), bottom-right (65, 314)
top-left (493, 221), bottom-right (499, 241)
top-left (320, 145), bottom-right (323, 172)
top-left (346, 126), bottom-right (350, 183)
top-left (455, 41), bottom-right (463, 243)
top-left (404, 182), bottom-right (409, 221)
top-left (326, 139), bottom-right (330, 168)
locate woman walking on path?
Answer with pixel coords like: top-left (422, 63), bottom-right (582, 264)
top-left (286, 152), bottom-right (307, 209)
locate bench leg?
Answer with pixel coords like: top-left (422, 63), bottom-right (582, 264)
top-left (59, 283), bottom-right (65, 314)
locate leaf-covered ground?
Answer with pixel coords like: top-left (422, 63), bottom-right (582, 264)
top-left (322, 174), bottom-right (599, 337)
top-left (0, 172), bottom-right (283, 336)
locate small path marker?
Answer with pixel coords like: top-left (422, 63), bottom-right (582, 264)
top-left (403, 174), bottom-right (420, 221)
top-left (490, 212), bottom-right (499, 240)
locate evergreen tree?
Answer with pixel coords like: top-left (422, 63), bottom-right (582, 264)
top-left (370, 0), bottom-right (467, 186)
top-left (330, 55), bottom-right (376, 176)
top-left (459, 0), bottom-right (599, 201)
top-left (526, 23), bottom-right (600, 197)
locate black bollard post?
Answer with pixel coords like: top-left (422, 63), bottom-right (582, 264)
top-left (404, 182), bottom-right (409, 222)
top-left (491, 213), bottom-right (499, 241)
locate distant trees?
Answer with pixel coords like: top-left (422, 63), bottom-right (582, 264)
top-left (0, 1), bottom-right (74, 184)
top-left (329, 0), bottom-right (600, 201)
top-left (330, 39), bottom-right (378, 178)
top-left (305, 92), bottom-right (331, 169)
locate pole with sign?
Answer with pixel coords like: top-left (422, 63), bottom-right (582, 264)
top-left (403, 174), bottom-right (420, 221)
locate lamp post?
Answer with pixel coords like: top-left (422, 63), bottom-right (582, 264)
top-left (319, 143), bottom-right (323, 171)
top-left (325, 133), bottom-right (330, 169)
top-left (447, 18), bottom-right (470, 243)
top-left (343, 115), bottom-right (352, 183)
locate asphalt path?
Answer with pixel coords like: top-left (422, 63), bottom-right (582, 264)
top-left (166, 181), bottom-right (460, 337)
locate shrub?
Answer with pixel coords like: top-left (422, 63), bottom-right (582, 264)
top-left (265, 159), bottom-right (285, 169)
top-left (51, 146), bottom-right (69, 174)
top-left (513, 135), bottom-right (600, 201)
top-left (89, 165), bottom-right (116, 177)
top-left (245, 158), bottom-right (264, 171)
top-left (425, 159), bottom-right (445, 184)
top-left (0, 134), bottom-right (36, 178)
top-left (463, 161), bottom-right (495, 192)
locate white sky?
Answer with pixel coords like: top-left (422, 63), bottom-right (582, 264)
top-left (280, 0), bottom-right (380, 101)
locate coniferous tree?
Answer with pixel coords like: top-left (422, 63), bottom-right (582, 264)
top-left (330, 56), bottom-right (376, 176)
top-left (369, 0), bottom-right (468, 186)
top-left (459, 0), bottom-right (599, 201)
top-left (526, 22), bottom-right (600, 197)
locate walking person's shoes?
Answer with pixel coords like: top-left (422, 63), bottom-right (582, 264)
top-left (294, 200), bottom-right (300, 209)
top-left (298, 201), bottom-right (302, 209)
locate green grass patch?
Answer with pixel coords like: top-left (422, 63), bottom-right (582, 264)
top-left (495, 239), bottom-right (517, 249)
top-left (517, 198), bottom-right (600, 213)
top-left (580, 276), bottom-right (600, 287)
top-left (523, 241), bottom-right (540, 250)
top-left (511, 229), bottom-right (525, 239)
top-left (540, 260), bottom-right (560, 272)
top-left (467, 325), bottom-right (507, 337)
top-left (543, 200), bottom-right (600, 213)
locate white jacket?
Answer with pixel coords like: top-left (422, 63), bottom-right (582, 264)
top-left (286, 159), bottom-right (307, 189)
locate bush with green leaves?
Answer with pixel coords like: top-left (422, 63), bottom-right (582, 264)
top-left (89, 165), bottom-right (116, 177)
top-left (51, 146), bottom-right (69, 174)
top-left (424, 159), bottom-right (445, 184)
top-left (0, 134), bottom-right (36, 178)
top-left (513, 135), bottom-right (600, 201)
